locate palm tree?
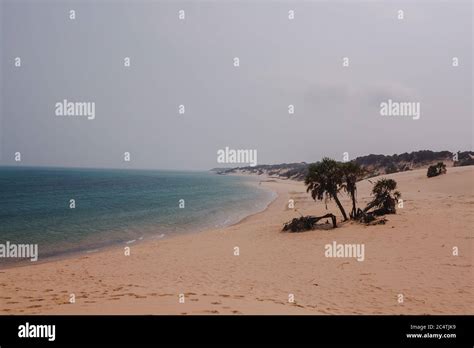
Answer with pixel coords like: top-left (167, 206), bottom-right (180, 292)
top-left (363, 178), bottom-right (401, 215)
top-left (341, 162), bottom-right (365, 219)
top-left (304, 158), bottom-right (348, 221)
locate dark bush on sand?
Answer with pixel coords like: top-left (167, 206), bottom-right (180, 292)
top-left (282, 214), bottom-right (337, 232)
top-left (427, 162), bottom-right (447, 178)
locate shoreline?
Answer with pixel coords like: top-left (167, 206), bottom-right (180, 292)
top-left (0, 176), bottom-right (279, 271)
top-left (1, 167), bottom-right (472, 315)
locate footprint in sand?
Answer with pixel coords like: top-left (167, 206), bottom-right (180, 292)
top-left (114, 293), bottom-right (125, 297)
top-left (337, 262), bottom-right (350, 269)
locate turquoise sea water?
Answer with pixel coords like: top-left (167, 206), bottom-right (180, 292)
top-left (0, 167), bottom-right (275, 264)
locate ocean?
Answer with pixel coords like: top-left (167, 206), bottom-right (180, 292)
top-left (0, 167), bottom-right (275, 265)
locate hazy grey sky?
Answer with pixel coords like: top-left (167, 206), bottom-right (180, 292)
top-left (1, 0), bottom-right (472, 170)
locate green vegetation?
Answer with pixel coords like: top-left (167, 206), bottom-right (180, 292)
top-left (385, 163), bottom-right (398, 174)
top-left (291, 160), bottom-right (402, 230)
top-left (427, 162), bottom-right (447, 178)
top-left (303, 158), bottom-right (401, 227)
top-left (341, 162), bottom-right (365, 219)
top-left (282, 214), bottom-right (337, 232)
top-left (453, 151), bottom-right (474, 167)
top-left (216, 150), bottom-right (472, 180)
top-left (304, 158), bottom-right (348, 221)
top-left (362, 178), bottom-right (401, 216)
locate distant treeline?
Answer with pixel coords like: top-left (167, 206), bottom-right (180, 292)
top-left (212, 150), bottom-right (474, 181)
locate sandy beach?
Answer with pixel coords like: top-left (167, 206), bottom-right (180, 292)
top-left (0, 166), bottom-right (472, 315)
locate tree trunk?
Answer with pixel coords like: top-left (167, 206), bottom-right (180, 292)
top-left (363, 199), bottom-right (379, 213)
top-left (332, 193), bottom-right (348, 221)
top-left (350, 191), bottom-right (357, 219)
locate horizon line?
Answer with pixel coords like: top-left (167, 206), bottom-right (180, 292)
top-left (0, 148), bottom-right (471, 172)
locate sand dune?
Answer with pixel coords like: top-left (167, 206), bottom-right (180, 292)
top-left (0, 166), bottom-right (472, 314)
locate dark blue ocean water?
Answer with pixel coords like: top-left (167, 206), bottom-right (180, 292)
top-left (0, 167), bottom-right (275, 263)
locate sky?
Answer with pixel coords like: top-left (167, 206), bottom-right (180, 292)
top-left (1, 0), bottom-right (472, 170)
